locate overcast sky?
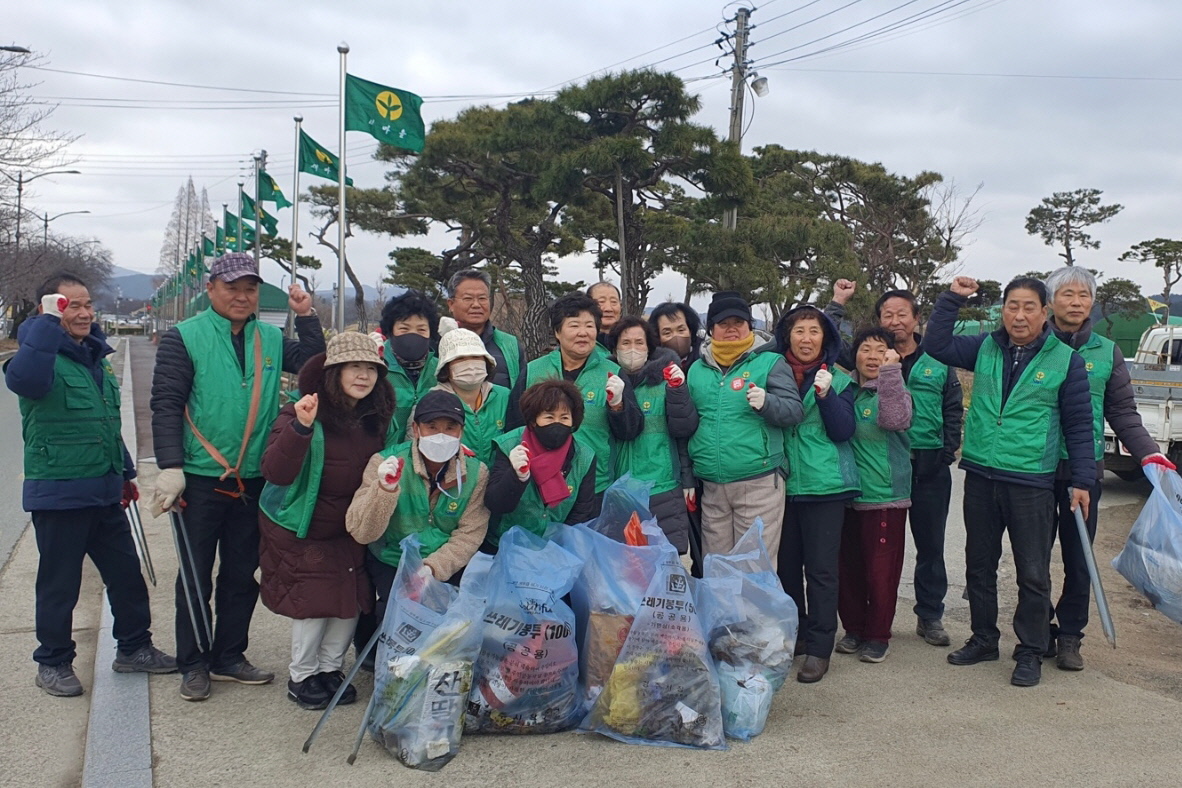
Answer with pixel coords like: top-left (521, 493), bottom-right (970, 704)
top-left (10, 0), bottom-right (1182, 313)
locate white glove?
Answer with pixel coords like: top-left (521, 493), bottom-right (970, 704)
top-left (41, 293), bottom-right (69, 319)
top-left (605, 373), bottom-right (625, 408)
top-left (682, 488), bottom-right (697, 513)
top-left (746, 383), bottom-right (766, 411)
top-left (438, 316), bottom-right (458, 336)
top-left (508, 444), bottom-right (531, 481)
top-left (416, 565), bottom-right (434, 581)
top-left (150, 467), bottom-right (186, 516)
top-left (377, 456), bottom-right (403, 491)
top-left (663, 363), bottom-right (685, 388)
top-left (367, 331), bottom-right (385, 351)
top-left (814, 365), bottom-right (833, 398)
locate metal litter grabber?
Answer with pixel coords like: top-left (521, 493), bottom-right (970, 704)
top-left (303, 626), bottom-right (382, 758)
top-left (126, 500), bottom-right (156, 586)
top-left (1071, 493), bottom-right (1117, 647)
top-left (169, 507), bottom-right (213, 651)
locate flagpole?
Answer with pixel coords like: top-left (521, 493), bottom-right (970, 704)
top-left (253, 151), bottom-right (265, 269)
top-left (336, 42), bottom-right (349, 334)
top-left (291, 116), bottom-right (303, 290)
top-left (237, 182), bottom-right (245, 253)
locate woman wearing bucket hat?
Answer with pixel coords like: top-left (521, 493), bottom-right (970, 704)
top-left (428, 328), bottom-right (512, 465)
top-left (258, 332), bottom-right (395, 710)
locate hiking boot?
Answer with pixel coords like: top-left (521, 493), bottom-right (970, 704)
top-left (113, 644), bottom-right (178, 674)
top-left (316, 670), bottom-right (357, 705)
top-left (1055, 635), bottom-right (1084, 671)
top-left (835, 633), bottom-right (863, 654)
top-left (287, 675), bottom-right (331, 710)
top-left (1011, 654), bottom-right (1042, 687)
top-left (210, 660), bottom-right (274, 685)
top-left (947, 638), bottom-right (1000, 666)
top-left (36, 663), bottom-right (83, 697)
top-left (180, 668), bottom-right (211, 701)
top-left (859, 640), bottom-right (890, 663)
top-left (916, 617), bottom-right (951, 647)
top-left (796, 656), bottom-right (830, 683)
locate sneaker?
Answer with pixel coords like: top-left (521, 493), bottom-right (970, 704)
top-left (947, 638), bottom-right (1000, 666)
top-left (287, 675), bottom-right (331, 710)
top-left (180, 668), bottom-right (211, 701)
top-left (113, 645), bottom-right (178, 674)
top-left (36, 663), bottom-right (83, 697)
top-left (859, 640), bottom-right (890, 663)
top-left (916, 617), bottom-right (951, 647)
top-left (1055, 635), bottom-right (1084, 671)
top-left (210, 660), bottom-right (274, 685)
top-left (1011, 654), bottom-right (1042, 687)
top-left (835, 633), bottom-right (863, 654)
top-left (316, 670), bottom-right (357, 706)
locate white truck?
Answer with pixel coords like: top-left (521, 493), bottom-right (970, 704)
top-left (1103, 326), bottom-right (1182, 480)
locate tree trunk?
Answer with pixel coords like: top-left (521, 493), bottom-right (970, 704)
top-left (517, 254), bottom-right (552, 361)
top-left (344, 258), bottom-right (368, 331)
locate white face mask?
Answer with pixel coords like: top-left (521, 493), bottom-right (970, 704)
top-left (449, 358), bottom-right (488, 391)
top-left (419, 432), bottom-right (461, 463)
top-left (617, 347), bottom-right (647, 372)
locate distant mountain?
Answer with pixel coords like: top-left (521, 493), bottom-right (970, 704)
top-left (105, 270), bottom-right (159, 301)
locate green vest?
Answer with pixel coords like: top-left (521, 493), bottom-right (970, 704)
top-left (783, 370), bottom-right (861, 498)
top-left (487, 427), bottom-right (595, 545)
top-left (526, 349), bottom-right (619, 493)
top-left (1060, 332), bottom-right (1114, 462)
top-left (258, 421), bottom-right (324, 538)
top-left (369, 443), bottom-right (482, 568)
top-left (613, 380), bottom-right (679, 496)
top-left (490, 328), bottom-right (521, 389)
top-left (962, 334), bottom-right (1075, 475)
top-left (384, 343), bottom-right (439, 445)
top-left (175, 311), bottom-right (284, 478)
top-left (688, 351), bottom-right (784, 484)
top-left (906, 353), bottom-right (949, 451)
top-left (20, 354), bottom-right (124, 480)
top-left (456, 384), bottom-right (510, 465)
top-left (851, 386), bottom-right (912, 504)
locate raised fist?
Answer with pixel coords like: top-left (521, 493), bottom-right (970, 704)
top-left (41, 293), bottom-right (69, 318)
top-left (950, 277), bottom-right (979, 297)
top-left (605, 373), bottom-right (625, 408)
top-left (814, 364), bottom-right (833, 398)
top-left (287, 284), bottom-right (313, 317)
top-left (883, 348), bottom-right (901, 366)
top-left (662, 363), bottom-right (685, 388)
top-left (377, 456), bottom-right (403, 491)
top-left (508, 444), bottom-right (531, 481)
top-left (746, 382), bottom-right (766, 411)
top-left (832, 279), bottom-right (857, 305)
top-left (294, 393), bottom-right (319, 428)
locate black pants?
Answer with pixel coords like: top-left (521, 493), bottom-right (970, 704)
top-left (173, 474), bottom-right (264, 673)
top-left (1051, 478), bottom-right (1103, 640)
top-left (778, 500), bottom-right (845, 658)
top-left (910, 456), bottom-right (952, 621)
top-left (31, 505), bottom-right (153, 666)
top-left (962, 473), bottom-right (1055, 658)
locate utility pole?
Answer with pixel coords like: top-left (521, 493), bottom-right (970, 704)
top-left (723, 7), bottom-right (751, 231)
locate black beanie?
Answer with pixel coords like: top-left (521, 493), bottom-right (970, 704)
top-left (706, 291), bottom-right (752, 330)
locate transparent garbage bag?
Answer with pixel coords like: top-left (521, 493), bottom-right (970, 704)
top-left (1112, 463), bottom-right (1182, 625)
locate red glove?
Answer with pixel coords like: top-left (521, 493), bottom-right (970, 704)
top-left (121, 481), bottom-right (139, 509)
top-left (663, 364), bottom-right (685, 388)
top-left (1142, 453), bottom-right (1177, 471)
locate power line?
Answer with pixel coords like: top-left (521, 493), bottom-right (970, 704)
top-left (761, 64), bottom-right (1182, 83)
top-left (28, 65), bottom-right (336, 96)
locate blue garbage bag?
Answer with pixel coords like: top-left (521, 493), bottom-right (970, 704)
top-left (1113, 463), bottom-right (1182, 625)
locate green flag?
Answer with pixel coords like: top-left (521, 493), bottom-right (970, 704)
top-left (216, 223), bottom-right (226, 254)
top-left (223, 211), bottom-right (255, 251)
top-left (258, 169), bottom-right (292, 209)
top-left (343, 73), bottom-right (425, 152)
top-left (298, 129), bottom-right (353, 186)
top-left (203, 236), bottom-right (216, 257)
top-left (241, 192), bottom-right (279, 236)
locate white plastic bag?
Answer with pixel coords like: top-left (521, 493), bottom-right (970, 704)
top-left (1113, 464), bottom-right (1182, 625)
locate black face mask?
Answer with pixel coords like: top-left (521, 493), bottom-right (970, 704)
top-left (390, 333), bottom-right (429, 363)
top-left (533, 423), bottom-right (572, 451)
top-left (663, 335), bottom-right (692, 359)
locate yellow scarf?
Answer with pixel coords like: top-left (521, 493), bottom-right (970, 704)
top-left (711, 334), bottom-right (756, 368)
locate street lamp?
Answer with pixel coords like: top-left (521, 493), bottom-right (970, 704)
top-left (43, 210), bottom-right (90, 245)
top-left (0, 46), bottom-right (31, 53)
top-left (0, 169), bottom-right (82, 249)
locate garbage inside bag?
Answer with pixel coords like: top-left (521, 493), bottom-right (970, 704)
top-left (1112, 463), bottom-right (1182, 626)
top-left (466, 526), bottom-right (585, 734)
top-left (699, 520), bottom-right (798, 740)
top-left (589, 473), bottom-right (655, 543)
top-left (582, 544), bottom-right (725, 750)
top-left (369, 535), bottom-right (485, 771)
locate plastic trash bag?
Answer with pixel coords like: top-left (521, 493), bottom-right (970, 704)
top-left (699, 520), bottom-right (798, 740)
top-left (466, 526), bottom-right (585, 734)
top-left (1113, 463), bottom-right (1182, 625)
top-left (589, 473), bottom-right (655, 542)
top-left (582, 543), bottom-right (725, 750)
top-left (369, 535), bottom-right (485, 771)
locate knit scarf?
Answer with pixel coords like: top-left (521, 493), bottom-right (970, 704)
top-left (521, 427), bottom-right (573, 508)
top-left (711, 334), bottom-right (755, 369)
top-left (784, 349), bottom-right (822, 388)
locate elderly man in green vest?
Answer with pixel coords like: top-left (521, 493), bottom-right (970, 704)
top-left (1043, 266), bottom-right (1173, 671)
top-left (445, 268), bottom-right (526, 403)
top-left (149, 253), bottom-right (324, 702)
top-left (924, 275), bottom-right (1094, 688)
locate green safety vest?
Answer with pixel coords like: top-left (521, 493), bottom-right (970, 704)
top-left (688, 350), bottom-right (785, 484)
top-left (906, 353), bottom-right (950, 451)
top-left (487, 427), bottom-right (595, 545)
top-left (962, 334), bottom-right (1075, 475)
top-left (1061, 331), bottom-right (1114, 462)
top-left (526, 349), bottom-right (619, 493)
top-left (369, 443), bottom-right (482, 568)
top-left (613, 380), bottom-right (680, 496)
top-left (383, 342), bottom-right (439, 446)
top-left (490, 328), bottom-right (521, 389)
top-left (258, 421), bottom-right (324, 538)
top-left (851, 386), bottom-right (912, 504)
top-left (19, 354), bottom-right (125, 480)
top-left (783, 369), bottom-right (861, 498)
top-left (455, 384), bottom-right (510, 465)
top-left (176, 310), bottom-right (284, 478)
